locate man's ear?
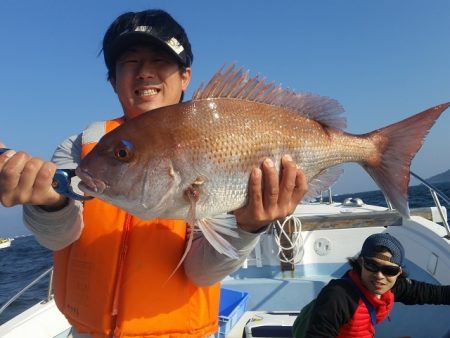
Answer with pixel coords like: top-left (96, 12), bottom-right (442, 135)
top-left (110, 77), bottom-right (117, 93)
top-left (181, 67), bottom-right (192, 91)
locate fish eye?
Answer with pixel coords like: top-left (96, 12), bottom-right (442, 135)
top-left (114, 140), bottom-right (134, 162)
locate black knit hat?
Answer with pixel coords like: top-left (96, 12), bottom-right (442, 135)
top-left (360, 233), bottom-right (405, 266)
top-left (102, 9), bottom-right (193, 77)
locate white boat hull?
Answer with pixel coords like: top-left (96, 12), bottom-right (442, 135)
top-left (0, 299), bottom-right (70, 338)
top-left (1, 202), bottom-right (449, 337)
top-left (0, 239), bottom-right (12, 249)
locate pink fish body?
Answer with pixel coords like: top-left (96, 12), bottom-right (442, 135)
top-left (76, 65), bottom-right (449, 257)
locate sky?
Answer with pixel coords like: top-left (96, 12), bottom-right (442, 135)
top-left (1, 0), bottom-right (449, 236)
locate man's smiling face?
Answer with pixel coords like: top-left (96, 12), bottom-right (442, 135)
top-left (112, 44), bottom-right (191, 120)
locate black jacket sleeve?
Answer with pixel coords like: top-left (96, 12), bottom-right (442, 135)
top-left (305, 279), bottom-right (360, 337)
top-left (393, 278), bottom-right (450, 305)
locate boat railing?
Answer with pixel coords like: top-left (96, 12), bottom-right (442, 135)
top-left (410, 171), bottom-right (450, 238)
top-left (0, 266), bottom-right (53, 317)
top-left (322, 173), bottom-right (449, 237)
top-left (319, 188), bottom-right (333, 204)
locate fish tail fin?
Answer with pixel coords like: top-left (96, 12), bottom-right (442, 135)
top-left (363, 102), bottom-right (449, 217)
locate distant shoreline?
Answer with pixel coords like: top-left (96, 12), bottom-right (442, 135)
top-left (427, 169), bottom-right (450, 184)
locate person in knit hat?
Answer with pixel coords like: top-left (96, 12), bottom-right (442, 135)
top-left (293, 232), bottom-right (450, 338)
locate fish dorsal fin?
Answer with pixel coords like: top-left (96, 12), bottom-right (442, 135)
top-left (192, 64), bottom-right (347, 129)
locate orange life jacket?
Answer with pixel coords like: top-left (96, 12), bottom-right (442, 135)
top-left (53, 117), bottom-right (220, 338)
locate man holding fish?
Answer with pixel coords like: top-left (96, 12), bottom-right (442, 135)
top-left (0, 9), bottom-right (306, 337)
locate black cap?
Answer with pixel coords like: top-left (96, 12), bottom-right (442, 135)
top-left (102, 9), bottom-right (193, 78)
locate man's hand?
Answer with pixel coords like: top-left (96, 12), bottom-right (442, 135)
top-left (0, 144), bottom-right (66, 208)
top-left (233, 155), bottom-right (308, 233)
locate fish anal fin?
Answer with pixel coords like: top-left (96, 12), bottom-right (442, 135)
top-left (303, 166), bottom-right (343, 202)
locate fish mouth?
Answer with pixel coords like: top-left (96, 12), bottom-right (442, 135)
top-left (75, 167), bottom-right (108, 195)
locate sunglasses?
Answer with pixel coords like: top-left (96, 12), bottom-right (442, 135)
top-left (363, 258), bottom-right (401, 277)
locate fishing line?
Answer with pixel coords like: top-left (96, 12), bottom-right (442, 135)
top-left (273, 215), bottom-right (304, 264)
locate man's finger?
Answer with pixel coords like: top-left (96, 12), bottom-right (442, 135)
top-left (292, 169), bottom-right (308, 205)
top-left (0, 149), bottom-right (17, 170)
top-left (0, 152), bottom-right (26, 192)
top-left (33, 162), bottom-right (57, 192)
top-left (261, 158), bottom-right (279, 210)
top-left (246, 167), bottom-right (263, 213)
top-left (277, 155), bottom-right (298, 208)
top-left (17, 157), bottom-right (43, 193)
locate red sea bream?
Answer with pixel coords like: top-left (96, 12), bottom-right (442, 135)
top-left (76, 65), bottom-right (449, 258)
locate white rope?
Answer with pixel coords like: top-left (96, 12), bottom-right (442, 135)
top-left (272, 215), bottom-right (304, 264)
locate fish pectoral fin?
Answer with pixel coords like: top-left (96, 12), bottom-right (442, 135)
top-left (196, 217), bottom-right (239, 259)
top-left (201, 214), bottom-right (239, 238)
top-left (166, 193), bottom-right (240, 283)
top-left (303, 166), bottom-right (343, 201)
top-left (165, 189), bottom-right (198, 283)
